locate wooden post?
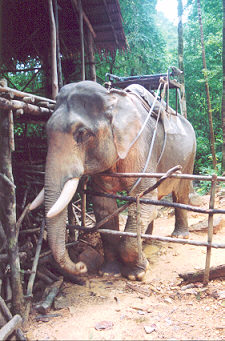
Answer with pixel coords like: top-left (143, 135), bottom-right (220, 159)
top-left (53, 0), bottom-right (63, 90)
top-left (203, 173), bottom-right (217, 286)
top-left (78, 0), bottom-right (85, 81)
top-left (136, 195), bottom-right (143, 264)
top-left (0, 79), bottom-right (24, 314)
top-left (81, 177), bottom-right (88, 227)
top-left (87, 30), bottom-right (96, 82)
top-left (0, 314), bottom-right (22, 341)
top-left (23, 218), bottom-right (45, 325)
top-left (177, 0), bottom-right (187, 118)
top-left (48, 0), bottom-right (58, 99)
top-left (197, 0), bottom-right (217, 170)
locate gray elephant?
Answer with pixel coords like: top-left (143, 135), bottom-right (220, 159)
top-left (30, 80), bottom-right (196, 281)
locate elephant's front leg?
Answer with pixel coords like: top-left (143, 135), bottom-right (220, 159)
top-left (92, 194), bottom-right (121, 276)
top-left (118, 198), bottom-right (157, 281)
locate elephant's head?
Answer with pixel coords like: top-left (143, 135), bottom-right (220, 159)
top-left (30, 81), bottom-right (142, 274)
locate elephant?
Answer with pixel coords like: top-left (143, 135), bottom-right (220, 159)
top-left (30, 80), bottom-right (196, 281)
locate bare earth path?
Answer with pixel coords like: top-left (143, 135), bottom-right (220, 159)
top-left (27, 194), bottom-right (225, 340)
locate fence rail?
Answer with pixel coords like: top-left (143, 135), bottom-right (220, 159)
top-left (71, 169), bottom-right (225, 286)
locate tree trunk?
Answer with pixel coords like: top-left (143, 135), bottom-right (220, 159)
top-left (222, 0), bottom-right (225, 172)
top-left (177, 0), bottom-right (187, 118)
top-left (197, 0), bottom-right (217, 170)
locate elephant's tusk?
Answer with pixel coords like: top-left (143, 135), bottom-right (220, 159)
top-left (29, 187), bottom-right (44, 210)
top-left (47, 178), bottom-right (79, 218)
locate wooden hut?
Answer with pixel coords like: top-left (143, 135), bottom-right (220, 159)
top-left (0, 0), bottom-right (127, 99)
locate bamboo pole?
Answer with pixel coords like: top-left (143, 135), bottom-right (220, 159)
top-left (203, 174), bottom-right (217, 286)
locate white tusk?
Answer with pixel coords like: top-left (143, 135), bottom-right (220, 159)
top-left (47, 178), bottom-right (79, 218)
top-left (29, 188), bottom-right (44, 210)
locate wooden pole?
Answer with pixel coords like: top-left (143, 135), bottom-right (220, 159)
top-left (53, 0), bottom-right (63, 90)
top-left (78, 0), bottom-right (85, 80)
top-left (0, 297), bottom-right (25, 340)
top-left (136, 195), bottom-right (143, 263)
top-left (177, 0), bottom-right (187, 118)
top-left (48, 0), bottom-right (58, 99)
top-left (0, 314), bottom-right (22, 341)
top-left (0, 97), bottom-right (53, 116)
top-left (100, 172), bottom-right (225, 182)
top-left (87, 30), bottom-right (96, 81)
top-left (197, 0), bottom-right (217, 169)
top-left (203, 174), bottom-right (217, 286)
top-left (0, 84), bottom-right (56, 104)
top-left (87, 190), bottom-right (225, 215)
top-left (23, 218), bottom-right (45, 325)
top-left (96, 229), bottom-right (225, 249)
top-left (81, 179), bottom-right (87, 227)
top-left (0, 79), bottom-right (24, 314)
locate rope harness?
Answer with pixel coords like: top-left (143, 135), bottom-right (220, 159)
top-left (107, 77), bottom-right (170, 195)
top-left (127, 77), bottom-right (169, 194)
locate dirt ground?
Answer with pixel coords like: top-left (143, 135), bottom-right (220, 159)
top-left (27, 192), bottom-right (225, 341)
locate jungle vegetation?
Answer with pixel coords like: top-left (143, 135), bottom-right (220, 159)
top-left (8, 0), bottom-right (225, 192)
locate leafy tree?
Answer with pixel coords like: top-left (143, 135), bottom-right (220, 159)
top-left (184, 0), bottom-right (223, 175)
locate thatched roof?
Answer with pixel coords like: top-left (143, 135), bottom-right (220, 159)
top-left (1, 0), bottom-right (126, 69)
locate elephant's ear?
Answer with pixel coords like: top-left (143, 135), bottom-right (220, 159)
top-left (107, 93), bottom-right (142, 159)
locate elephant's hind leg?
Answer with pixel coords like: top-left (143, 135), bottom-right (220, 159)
top-left (171, 180), bottom-right (190, 239)
top-left (92, 194), bottom-right (121, 276)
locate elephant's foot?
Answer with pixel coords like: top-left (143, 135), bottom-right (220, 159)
top-left (118, 236), bottom-right (149, 281)
top-left (121, 257), bottom-right (149, 281)
top-left (171, 227), bottom-right (189, 239)
top-left (98, 260), bottom-right (121, 277)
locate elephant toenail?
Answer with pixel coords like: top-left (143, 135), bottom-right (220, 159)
top-left (137, 271), bottom-right (146, 280)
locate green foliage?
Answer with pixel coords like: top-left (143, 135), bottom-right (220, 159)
top-left (3, 0), bottom-right (224, 192)
top-left (196, 160), bottom-right (223, 195)
top-left (14, 122), bottom-right (46, 138)
top-left (95, 0), bottom-right (171, 82)
top-left (4, 58), bottom-right (47, 139)
top-left (183, 0), bottom-right (223, 176)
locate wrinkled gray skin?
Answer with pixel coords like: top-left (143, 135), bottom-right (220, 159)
top-left (45, 80), bottom-right (196, 281)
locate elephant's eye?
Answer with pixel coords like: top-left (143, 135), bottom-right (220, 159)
top-left (73, 128), bottom-right (93, 144)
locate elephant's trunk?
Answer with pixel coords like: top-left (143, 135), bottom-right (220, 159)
top-left (45, 175), bottom-right (87, 275)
